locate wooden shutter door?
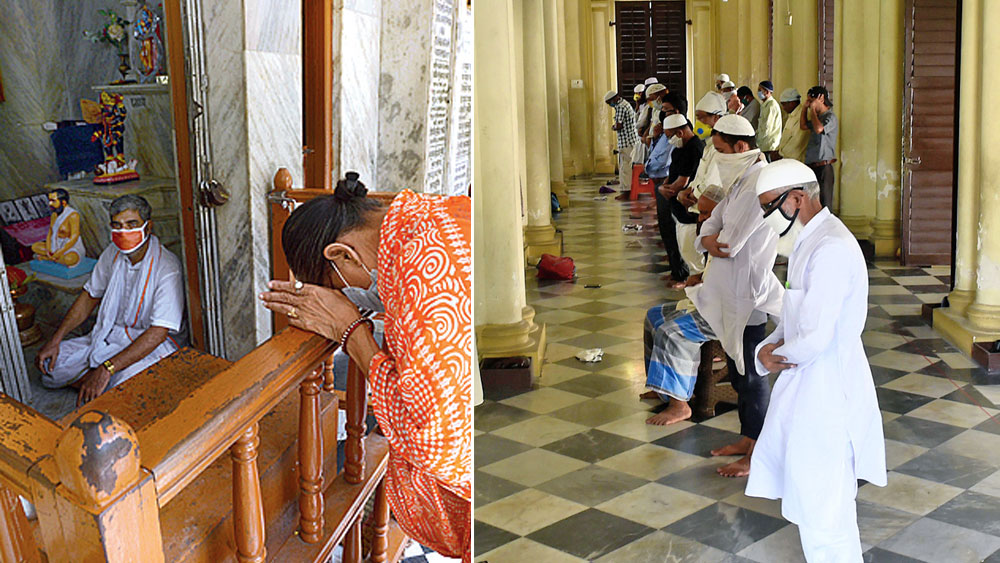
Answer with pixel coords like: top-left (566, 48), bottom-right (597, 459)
top-left (615, 2), bottom-right (651, 96)
top-left (900, 0), bottom-right (958, 265)
top-left (614, 1), bottom-right (687, 100)
top-left (650, 1), bottom-right (686, 99)
top-left (818, 0), bottom-right (834, 88)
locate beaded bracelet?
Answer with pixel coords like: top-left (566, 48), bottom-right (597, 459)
top-left (340, 317), bottom-right (375, 349)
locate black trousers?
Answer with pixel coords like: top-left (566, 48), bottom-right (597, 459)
top-left (654, 180), bottom-right (689, 281)
top-left (810, 163), bottom-right (834, 208)
top-left (726, 323), bottom-right (770, 441)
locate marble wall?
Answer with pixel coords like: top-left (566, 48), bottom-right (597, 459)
top-left (0, 0), bottom-right (120, 201)
top-left (336, 0), bottom-right (381, 187)
top-left (203, 0), bottom-right (302, 359)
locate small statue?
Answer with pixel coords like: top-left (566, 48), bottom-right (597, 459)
top-left (132, 2), bottom-right (165, 84)
top-left (91, 91), bottom-right (139, 184)
top-left (31, 189), bottom-right (86, 267)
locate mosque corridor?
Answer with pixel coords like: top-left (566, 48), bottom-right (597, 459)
top-left (474, 176), bottom-right (1000, 562)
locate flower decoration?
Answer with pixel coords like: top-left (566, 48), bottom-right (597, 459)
top-left (5, 266), bottom-right (32, 292)
top-left (83, 9), bottom-right (131, 53)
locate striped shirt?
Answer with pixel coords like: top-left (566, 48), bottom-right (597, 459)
top-left (613, 100), bottom-right (639, 149)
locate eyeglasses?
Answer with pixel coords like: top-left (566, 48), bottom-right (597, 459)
top-left (760, 187), bottom-right (803, 216)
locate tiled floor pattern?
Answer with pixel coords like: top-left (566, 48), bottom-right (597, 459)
top-left (474, 177), bottom-right (1000, 563)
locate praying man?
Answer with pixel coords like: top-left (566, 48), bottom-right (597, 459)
top-left (642, 115), bottom-right (784, 478)
top-left (36, 194), bottom-right (187, 405)
top-left (748, 159), bottom-right (886, 560)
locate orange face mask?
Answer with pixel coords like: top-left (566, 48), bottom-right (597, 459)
top-left (111, 222), bottom-right (148, 254)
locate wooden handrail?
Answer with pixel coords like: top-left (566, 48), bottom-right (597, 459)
top-left (0, 396), bottom-right (61, 499)
top-left (137, 328), bottom-right (338, 506)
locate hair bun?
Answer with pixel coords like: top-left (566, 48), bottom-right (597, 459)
top-left (334, 171), bottom-right (368, 202)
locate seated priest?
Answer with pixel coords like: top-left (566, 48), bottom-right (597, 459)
top-left (36, 194), bottom-right (186, 405)
top-left (32, 188), bottom-right (86, 267)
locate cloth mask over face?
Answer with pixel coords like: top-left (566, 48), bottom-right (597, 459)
top-left (328, 243), bottom-right (384, 314)
top-left (669, 135), bottom-right (684, 148)
top-left (762, 191), bottom-right (806, 256)
top-left (112, 222), bottom-right (148, 254)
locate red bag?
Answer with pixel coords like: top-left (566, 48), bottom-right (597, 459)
top-left (537, 254), bottom-right (575, 280)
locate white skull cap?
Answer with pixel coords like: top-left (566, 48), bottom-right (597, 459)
top-left (662, 113), bottom-right (688, 130)
top-left (713, 114), bottom-right (755, 137)
top-left (779, 88), bottom-right (801, 102)
top-left (696, 93), bottom-right (727, 115)
top-left (755, 159), bottom-right (818, 196)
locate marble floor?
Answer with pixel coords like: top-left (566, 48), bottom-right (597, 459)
top-left (474, 177), bottom-right (1000, 563)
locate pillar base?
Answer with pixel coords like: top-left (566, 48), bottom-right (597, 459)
top-left (477, 306), bottom-right (546, 382)
top-left (968, 302), bottom-right (1000, 332)
top-left (595, 156), bottom-right (615, 175)
top-left (947, 289), bottom-right (976, 316)
top-left (840, 215), bottom-right (874, 239)
top-left (870, 218), bottom-right (900, 258)
top-left (552, 180), bottom-right (569, 208)
top-left (933, 306), bottom-right (1000, 357)
top-left (524, 225), bottom-right (563, 264)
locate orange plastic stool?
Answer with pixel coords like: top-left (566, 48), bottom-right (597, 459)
top-left (630, 163), bottom-right (655, 200)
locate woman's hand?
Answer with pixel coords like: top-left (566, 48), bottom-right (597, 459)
top-left (260, 280), bottom-right (361, 342)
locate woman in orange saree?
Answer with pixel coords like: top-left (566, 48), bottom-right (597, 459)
top-left (261, 174), bottom-right (471, 560)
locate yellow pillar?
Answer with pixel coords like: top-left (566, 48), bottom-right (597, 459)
top-left (948, 0), bottom-right (982, 315)
top-left (544, 0), bottom-right (569, 205)
top-left (565, 0), bottom-right (593, 176)
top-left (590, 2), bottom-right (614, 175)
top-left (556, 0), bottom-right (575, 178)
top-left (870, 0), bottom-right (903, 258)
top-left (689, 0), bottom-right (714, 102)
top-left (966, 0), bottom-right (1000, 334)
top-left (790, 0), bottom-right (818, 92)
top-left (834, 0), bottom-right (877, 235)
top-left (474, 0), bottom-right (545, 378)
top-left (512, 0), bottom-right (528, 223)
top-left (522, 0), bottom-right (562, 262)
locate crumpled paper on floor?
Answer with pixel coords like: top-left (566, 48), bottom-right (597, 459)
top-left (576, 348), bottom-right (604, 362)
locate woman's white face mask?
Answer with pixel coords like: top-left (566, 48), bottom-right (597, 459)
top-left (328, 243), bottom-right (384, 313)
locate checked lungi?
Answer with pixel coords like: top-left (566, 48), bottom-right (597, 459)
top-left (643, 305), bottom-right (717, 402)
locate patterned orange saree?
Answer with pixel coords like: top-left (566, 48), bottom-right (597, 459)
top-left (369, 190), bottom-right (472, 560)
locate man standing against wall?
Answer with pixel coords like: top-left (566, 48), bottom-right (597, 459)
top-left (776, 88), bottom-right (809, 162)
top-left (605, 90), bottom-right (639, 197)
top-left (801, 86), bottom-right (838, 208)
top-left (756, 81), bottom-right (782, 162)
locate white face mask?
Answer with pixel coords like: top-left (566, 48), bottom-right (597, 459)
top-left (758, 91), bottom-right (767, 101)
top-left (762, 195), bottom-right (805, 256)
top-left (668, 135), bottom-right (684, 148)
top-left (652, 99), bottom-right (663, 111)
top-left (328, 243), bottom-right (384, 313)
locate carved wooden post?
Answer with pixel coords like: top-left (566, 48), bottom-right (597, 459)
top-left (46, 411), bottom-right (164, 562)
top-left (231, 423), bottom-right (266, 563)
top-left (322, 352), bottom-right (336, 392)
top-left (369, 479), bottom-right (390, 563)
top-left (344, 359), bottom-right (366, 484)
top-left (0, 484), bottom-right (37, 562)
top-left (298, 366), bottom-right (324, 543)
top-left (343, 515), bottom-right (363, 563)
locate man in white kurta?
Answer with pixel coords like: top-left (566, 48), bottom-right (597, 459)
top-left (36, 195), bottom-right (186, 405)
top-left (749, 160), bottom-right (886, 561)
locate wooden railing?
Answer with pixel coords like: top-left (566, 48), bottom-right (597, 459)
top-left (0, 327), bottom-right (402, 562)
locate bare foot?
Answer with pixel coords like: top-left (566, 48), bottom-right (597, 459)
top-left (645, 400), bottom-right (692, 425)
top-left (716, 455), bottom-right (751, 478)
top-left (639, 390), bottom-right (660, 400)
top-left (711, 436), bottom-right (753, 457)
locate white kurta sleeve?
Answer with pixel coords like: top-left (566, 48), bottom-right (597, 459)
top-left (149, 269), bottom-right (185, 333)
top-left (83, 246), bottom-right (117, 299)
top-left (694, 193), bottom-right (729, 253)
top-left (773, 240), bottom-right (854, 367)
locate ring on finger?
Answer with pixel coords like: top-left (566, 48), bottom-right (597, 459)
top-left (294, 280), bottom-right (304, 293)
top-left (287, 306), bottom-right (299, 319)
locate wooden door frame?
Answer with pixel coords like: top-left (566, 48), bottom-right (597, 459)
top-left (163, 0), bottom-right (206, 351)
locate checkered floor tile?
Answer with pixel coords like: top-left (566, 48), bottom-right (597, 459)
top-left (474, 177), bottom-right (1000, 563)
